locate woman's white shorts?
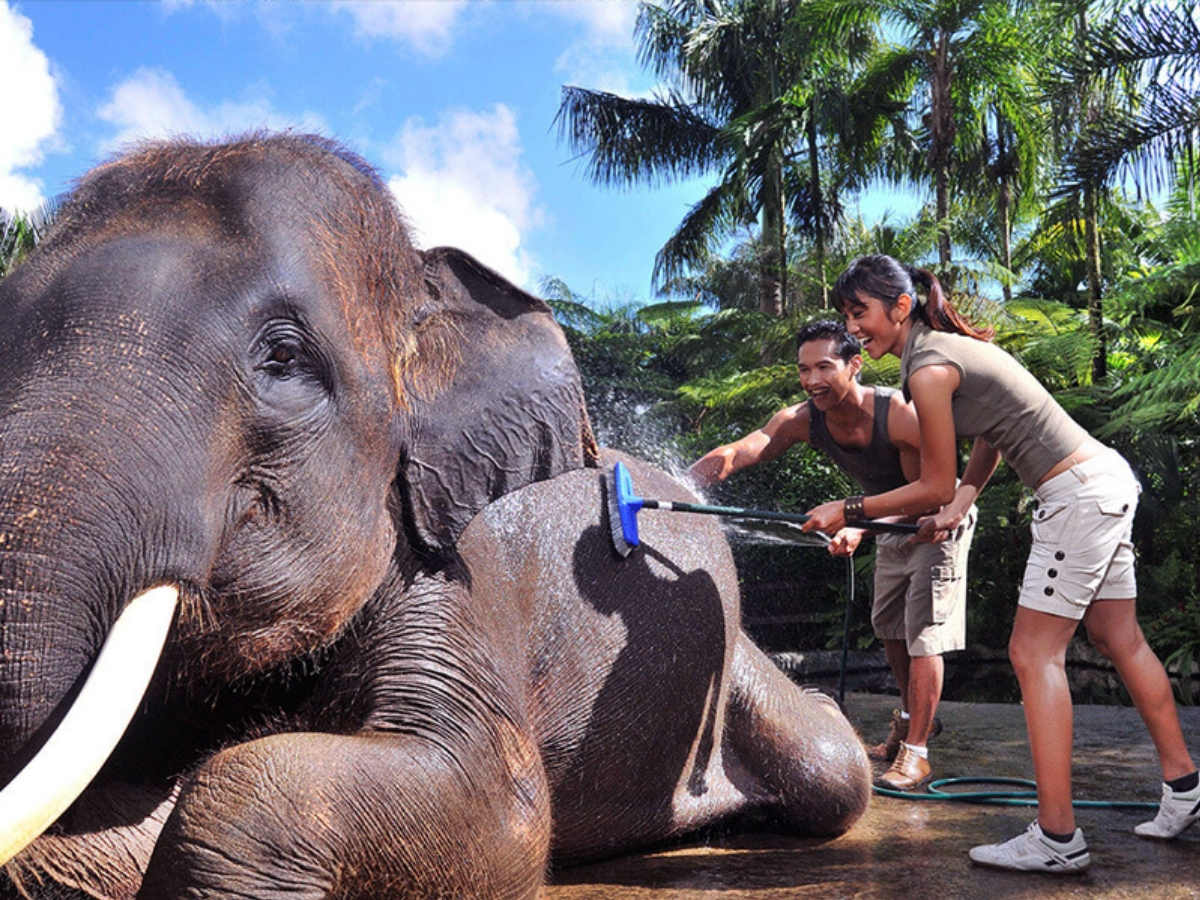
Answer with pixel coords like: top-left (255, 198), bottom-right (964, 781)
top-left (1018, 448), bottom-right (1140, 620)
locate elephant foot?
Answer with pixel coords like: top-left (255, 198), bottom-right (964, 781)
top-left (724, 635), bottom-right (872, 835)
top-left (138, 731), bottom-right (551, 900)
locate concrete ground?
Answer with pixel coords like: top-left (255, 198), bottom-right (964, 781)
top-left (547, 693), bottom-right (1200, 899)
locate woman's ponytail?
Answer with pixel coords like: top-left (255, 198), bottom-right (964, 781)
top-left (909, 267), bottom-right (994, 341)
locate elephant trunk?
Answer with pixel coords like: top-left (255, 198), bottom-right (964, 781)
top-left (0, 440), bottom-right (206, 773)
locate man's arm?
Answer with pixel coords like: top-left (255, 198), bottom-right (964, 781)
top-left (689, 403), bottom-right (809, 486)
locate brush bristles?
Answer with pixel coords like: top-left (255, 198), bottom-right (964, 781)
top-left (603, 467), bottom-right (635, 557)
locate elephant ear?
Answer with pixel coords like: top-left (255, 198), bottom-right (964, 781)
top-left (398, 247), bottom-right (598, 554)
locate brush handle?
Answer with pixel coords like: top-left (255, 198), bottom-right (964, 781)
top-left (642, 499), bottom-right (921, 535)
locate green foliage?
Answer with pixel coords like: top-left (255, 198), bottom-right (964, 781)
top-left (1, 202), bottom-right (58, 279)
top-left (810, 551), bottom-right (879, 652)
top-left (1144, 591), bottom-right (1200, 705)
top-left (1096, 206), bottom-right (1200, 437)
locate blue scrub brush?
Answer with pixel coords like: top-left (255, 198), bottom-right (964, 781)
top-left (604, 461), bottom-right (918, 558)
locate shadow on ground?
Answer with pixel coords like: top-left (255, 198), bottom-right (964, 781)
top-left (547, 693), bottom-right (1200, 900)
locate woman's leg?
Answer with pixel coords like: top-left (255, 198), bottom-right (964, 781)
top-left (1084, 598), bottom-right (1196, 781)
top-left (1008, 605), bottom-right (1081, 835)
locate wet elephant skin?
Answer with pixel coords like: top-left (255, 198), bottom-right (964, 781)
top-left (0, 134), bottom-right (870, 900)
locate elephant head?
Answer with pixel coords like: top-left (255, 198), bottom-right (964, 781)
top-left (0, 133), bottom-right (593, 852)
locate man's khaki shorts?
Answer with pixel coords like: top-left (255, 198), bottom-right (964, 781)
top-left (871, 508), bottom-right (976, 657)
top-left (1018, 449), bottom-right (1139, 620)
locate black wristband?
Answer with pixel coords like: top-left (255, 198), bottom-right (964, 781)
top-left (844, 495), bottom-right (866, 522)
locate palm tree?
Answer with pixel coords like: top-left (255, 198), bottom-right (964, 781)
top-left (957, 0), bottom-right (1059, 299)
top-left (557, 0), bottom-right (849, 316)
top-left (1, 201), bottom-right (58, 278)
top-left (1063, 2), bottom-right (1200, 202)
top-left (1038, 0), bottom-right (1133, 382)
top-left (811, 0), bottom-right (1055, 273)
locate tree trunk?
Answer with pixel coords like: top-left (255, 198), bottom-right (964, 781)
top-left (996, 119), bottom-right (1013, 303)
top-left (807, 111), bottom-right (829, 309)
top-left (1084, 182), bottom-right (1106, 383)
top-left (759, 153), bottom-right (786, 318)
top-left (931, 30), bottom-right (955, 267)
top-left (1076, 10), bottom-right (1106, 383)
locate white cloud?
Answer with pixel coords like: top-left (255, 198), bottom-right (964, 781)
top-left (96, 68), bottom-right (327, 151)
top-left (548, 0), bottom-right (639, 42)
top-left (546, 0), bottom-right (647, 97)
top-left (330, 0), bottom-right (467, 57)
top-left (0, 0), bottom-right (62, 212)
top-left (160, 0), bottom-right (240, 21)
top-left (385, 105), bottom-right (542, 287)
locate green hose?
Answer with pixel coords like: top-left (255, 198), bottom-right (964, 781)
top-left (873, 776), bottom-right (1158, 808)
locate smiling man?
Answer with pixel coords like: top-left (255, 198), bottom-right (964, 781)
top-left (689, 319), bottom-right (977, 791)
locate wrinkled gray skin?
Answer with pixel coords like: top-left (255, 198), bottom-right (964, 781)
top-left (0, 134), bottom-right (870, 900)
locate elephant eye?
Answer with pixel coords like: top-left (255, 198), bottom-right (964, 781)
top-left (252, 321), bottom-right (329, 391)
top-left (259, 340), bottom-right (302, 378)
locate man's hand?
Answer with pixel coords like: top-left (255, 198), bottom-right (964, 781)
top-left (688, 447), bottom-right (736, 486)
top-left (827, 527), bottom-right (865, 557)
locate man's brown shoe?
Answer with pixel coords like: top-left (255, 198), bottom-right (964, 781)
top-left (874, 744), bottom-right (932, 791)
top-left (868, 710), bottom-right (907, 761)
top-left (868, 711), bottom-right (943, 761)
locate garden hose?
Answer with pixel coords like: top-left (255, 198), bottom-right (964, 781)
top-left (873, 777), bottom-right (1158, 808)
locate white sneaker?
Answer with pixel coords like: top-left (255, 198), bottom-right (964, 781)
top-left (1135, 781), bottom-right (1200, 840)
top-left (969, 821), bottom-right (1090, 874)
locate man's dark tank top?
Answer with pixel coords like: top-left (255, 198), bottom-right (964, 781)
top-left (807, 385), bottom-right (909, 495)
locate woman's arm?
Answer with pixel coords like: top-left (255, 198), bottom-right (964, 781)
top-left (914, 436), bottom-right (1000, 541)
top-left (802, 364), bottom-right (961, 533)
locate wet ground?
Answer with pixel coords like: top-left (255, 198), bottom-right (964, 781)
top-left (547, 693), bottom-right (1200, 899)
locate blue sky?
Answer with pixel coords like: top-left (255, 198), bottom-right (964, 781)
top-left (2, 0), bottom-right (919, 303)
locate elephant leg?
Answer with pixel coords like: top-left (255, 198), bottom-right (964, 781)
top-left (137, 728), bottom-right (551, 900)
top-left (724, 633), bottom-right (871, 835)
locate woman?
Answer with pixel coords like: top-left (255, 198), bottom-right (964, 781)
top-left (801, 254), bottom-right (1198, 874)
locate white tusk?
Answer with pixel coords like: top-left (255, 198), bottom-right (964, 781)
top-left (0, 584), bottom-right (178, 865)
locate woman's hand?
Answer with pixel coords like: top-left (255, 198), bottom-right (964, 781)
top-left (914, 509), bottom-right (960, 544)
top-left (912, 513), bottom-right (950, 542)
top-left (802, 499), bottom-right (846, 535)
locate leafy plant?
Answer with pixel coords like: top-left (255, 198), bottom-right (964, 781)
top-left (1, 200), bottom-right (60, 278)
top-left (1144, 592), bottom-right (1200, 705)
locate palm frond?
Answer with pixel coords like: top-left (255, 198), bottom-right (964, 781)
top-left (653, 179), bottom-right (747, 285)
top-left (1103, 340), bottom-right (1200, 435)
top-left (556, 86), bottom-right (726, 187)
top-left (1070, 80), bottom-right (1200, 192)
top-left (1066, 2), bottom-right (1200, 85)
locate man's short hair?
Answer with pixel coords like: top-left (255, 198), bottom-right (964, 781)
top-left (795, 319), bottom-right (861, 362)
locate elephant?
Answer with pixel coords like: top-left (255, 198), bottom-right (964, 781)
top-left (0, 133), bottom-right (870, 900)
